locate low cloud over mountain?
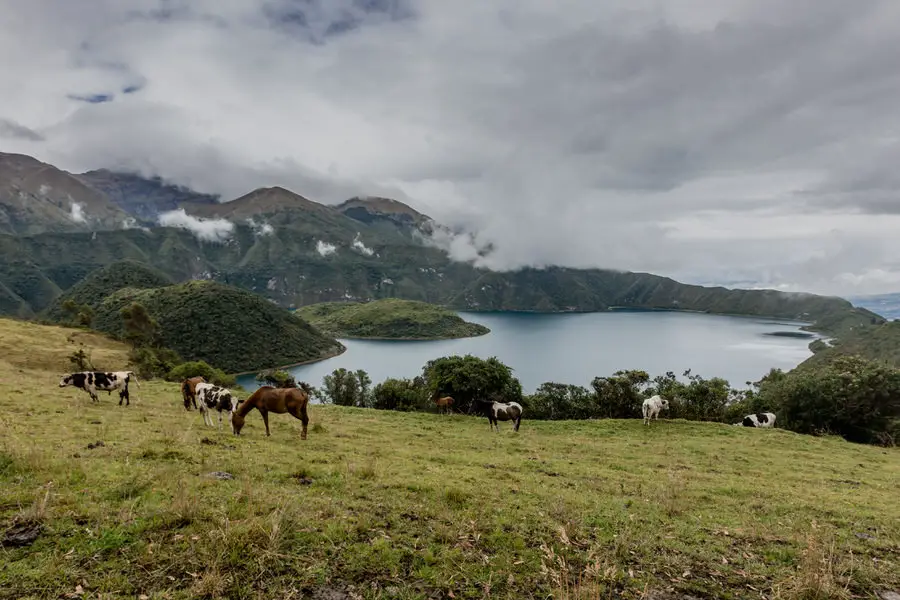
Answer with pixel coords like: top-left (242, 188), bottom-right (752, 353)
top-left (3, 1), bottom-right (900, 294)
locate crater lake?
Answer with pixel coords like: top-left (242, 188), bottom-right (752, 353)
top-left (237, 310), bottom-right (818, 395)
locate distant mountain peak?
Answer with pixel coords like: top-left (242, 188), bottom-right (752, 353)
top-left (336, 195), bottom-right (432, 229)
top-left (185, 185), bottom-right (331, 220)
top-left (0, 152), bottom-right (129, 235)
top-left (76, 169), bottom-right (219, 222)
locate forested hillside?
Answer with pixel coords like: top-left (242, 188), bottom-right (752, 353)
top-left (88, 280), bottom-right (344, 373)
top-left (296, 298), bottom-right (490, 339)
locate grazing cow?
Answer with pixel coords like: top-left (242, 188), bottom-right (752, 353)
top-left (181, 376), bottom-right (207, 411)
top-left (434, 395), bottom-right (454, 415)
top-left (195, 383), bottom-right (240, 430)
top-left (59, 371), bottom-right (140, 405)
top-left (477, 400), bottom-right (523, 432)
top-left (642, 395), bottom-right (670, 425)
top-left (734, 412), bottom-right (777, 428)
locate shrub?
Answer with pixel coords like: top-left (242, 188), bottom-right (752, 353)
top-left (255, 369), bottom-right (297, 388)
top-left (757, 356), bottom-right (900, 445)
top-left (166, 361), bottom-right (237, 388)
top-left (129, 347), bottom-right (183, 380)
top-left (591, 370), bottom-right (649, 419)
top-left (372, 377), bottom-right (430, 412)
top-left (524, 383), bottom-right (594, 420)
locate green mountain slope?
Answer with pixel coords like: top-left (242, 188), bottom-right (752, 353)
top-left (296, 298), bottom-right (491, 339)
top-left (90, 280), bottom-right (345, 373)
top-left (798, 320), bottom-right (900, 370)
top-left (0, 221), bottom-right (884, 341)
top-left (43, 260), bottom-right (173, 322)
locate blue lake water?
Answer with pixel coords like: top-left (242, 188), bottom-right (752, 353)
top-left (237, 310), bottom-right (818, 395)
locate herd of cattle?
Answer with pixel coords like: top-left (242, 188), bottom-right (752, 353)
top-left (58, 370), bottom-right (778, 434)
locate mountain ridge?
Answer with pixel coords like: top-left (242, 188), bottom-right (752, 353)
top-left (0, 152), bottom-right (887, 347)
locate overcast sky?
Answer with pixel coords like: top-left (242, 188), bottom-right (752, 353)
top-left (2, 0), bottom-right (900, 295)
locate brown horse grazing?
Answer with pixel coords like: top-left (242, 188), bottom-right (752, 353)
top-left (181, 376), bottom-right (207, 410)
top-left (434, 395), bottom-right (454, 415)
top-left (231, 384), bottom-right (311, 439)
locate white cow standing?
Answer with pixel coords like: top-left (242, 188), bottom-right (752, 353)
top-left (642, 395), bottom-right (670, 425)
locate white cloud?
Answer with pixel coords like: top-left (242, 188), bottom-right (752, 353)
top-left (3, 1), bottom-right (900, 294)
top-left (316, 240), bottom-right (337, 256)
top-left (351, 233), bottom-right (375, 257)
top-left (69, 202), bottom-right (86, 223)
top-left (246, 217), bottom-right (274, 236)
top-left (122, 216), bottom-right (150, 232)
top-left (157, 208), bottom-right (234, 242)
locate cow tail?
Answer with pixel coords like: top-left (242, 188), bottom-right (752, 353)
top-left (130, 372), bottom-right (141, 387)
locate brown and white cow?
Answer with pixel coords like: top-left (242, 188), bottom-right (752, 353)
top-left (59, 371), bottom-right (140, 406)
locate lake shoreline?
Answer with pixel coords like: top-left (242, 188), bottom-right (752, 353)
top-left (237, 311), bottom-right (816, 394)
top-left (230, 342), bottom-right (348, 377)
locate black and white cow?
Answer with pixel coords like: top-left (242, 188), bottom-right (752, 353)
top-left (59, 371), bottom-right (140, 405)
top-left (195, 382), bottom-right (240, 430)
top-left (734, 412), bottom-right (777, 428)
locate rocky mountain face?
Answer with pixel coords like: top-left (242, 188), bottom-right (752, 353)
top-left (0, 152), bottom-right (130, 235)
top-left (76, 169), bottom-right (219, 222)
top-left (0, 152), bottom-right (883, 335)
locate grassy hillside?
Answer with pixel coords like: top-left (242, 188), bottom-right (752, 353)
top-left (802, 320), bottom-right (900, 369)
top-left (43, 260), bottom-right (172, 322)
top-left (90, 280), bottom-right (345, 373)
top-left (0, 318), bottom-right (898, 599)
top-left (296, 298), bottom-right (491, 340)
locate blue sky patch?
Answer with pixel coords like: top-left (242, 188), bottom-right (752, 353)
top-left (67, 93), bottom-right (114, 104)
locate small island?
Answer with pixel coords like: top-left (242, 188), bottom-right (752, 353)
top-left (295, 298), bottom-right (491, 340)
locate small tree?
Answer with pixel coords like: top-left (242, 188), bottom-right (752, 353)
top-left (320, 368), bottom-right (373, 407)
top-left (67, 342), bottom-right (94, 371)
top-left (372, 376), bottom-right (430, 412)
top-left (525, 382), bottom-right (594, 420)
top-left (121, 302), bottom-right (161, 348)
top-left (120, 302), bottom-right (178, 379)
top-left (61, 299), bottom-right (93, 328)
top-left (255, 369), bottom-right (297, 389)
top-left (591, 370), bottom-right (649, 419)
top-left (422, 355), bottom-right (522, 415)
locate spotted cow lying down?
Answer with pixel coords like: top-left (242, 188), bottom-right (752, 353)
top-left (734, 412), bottom-right (777, 428)
top-left (59, 371), bottom-right (140, 406)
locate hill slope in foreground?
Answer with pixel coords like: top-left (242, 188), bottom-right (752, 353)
top-left (295, 298), bottom-right (491, 340)
top-left (1, 319), bottom-right (898, 599)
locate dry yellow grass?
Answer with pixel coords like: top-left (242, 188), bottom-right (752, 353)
top-left (0, 317), bottom-right (898, 599)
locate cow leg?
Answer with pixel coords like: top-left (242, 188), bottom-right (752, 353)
top-left (90, 391), bottom-right (99, 403)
